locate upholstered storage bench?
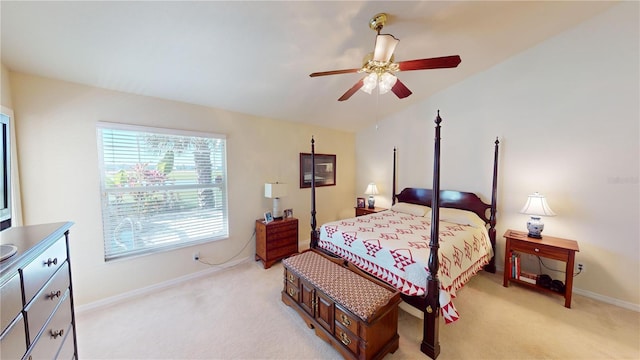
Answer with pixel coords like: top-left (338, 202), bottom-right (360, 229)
top-left (281, 250), bottom-right (401, 360)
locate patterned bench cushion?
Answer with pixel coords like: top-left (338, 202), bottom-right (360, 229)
top-left (282, 251), bottom-right (396, 322)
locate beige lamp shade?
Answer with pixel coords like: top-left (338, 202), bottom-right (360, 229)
top-left (364, 183), bottom-right (379, 195)
top-left (364, 183), bottom-right (378, 209)
top-left (520, 192), bottom-right (556, 216)
top-left (519, 192), bottom-right (555, 238)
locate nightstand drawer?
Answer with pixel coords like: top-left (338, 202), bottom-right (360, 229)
top-left (510, 239), bottom-right (569, 261)
top-left (267, 230), bottom-right (298, 248)
top-left (355, 207), bottom-right (386, 217)
top-left (266, 222), bottom-right (297, 235)
top-left (268, 244), bottom-right (298, 259)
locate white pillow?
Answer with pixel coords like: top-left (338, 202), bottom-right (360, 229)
top-left (391, 202), bottom-right (430, 217)
top-left (426, 207), bottom-right (486, 228)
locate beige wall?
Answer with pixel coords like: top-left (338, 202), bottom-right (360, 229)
top-left (9, 73), bottom-right (355, 305)
top-left (356, 3), bottom-right (639, 308)
top-left (1, 63), bottom-right (13, 108)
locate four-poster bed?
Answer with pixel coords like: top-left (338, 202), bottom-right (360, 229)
top-left (307, 111), bottom-right (500, 359)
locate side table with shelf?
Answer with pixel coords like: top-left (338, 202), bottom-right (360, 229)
top-left (255, 217), bottom-right (298, 269)
top-left (355, 207), bottom-right (387, 217)
top-left (503, 229), bottom-right (580, 308)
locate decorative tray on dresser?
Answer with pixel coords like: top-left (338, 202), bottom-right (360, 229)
top-left (0, 222), bottom-right (78, 360)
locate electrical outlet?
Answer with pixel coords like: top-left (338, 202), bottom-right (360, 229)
top-left (577, 263), bottom-right (585, 273)
top-left (193, 252), bottom-right (200, 262)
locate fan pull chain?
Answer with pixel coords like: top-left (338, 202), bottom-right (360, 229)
top-left (375, 87), bottom-right (380, 131)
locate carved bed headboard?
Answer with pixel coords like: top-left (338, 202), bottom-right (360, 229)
top-left (395, 188), bottom-right (492, 224)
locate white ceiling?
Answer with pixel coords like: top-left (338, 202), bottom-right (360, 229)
top-left (1, 1), bottom-right (617, 132)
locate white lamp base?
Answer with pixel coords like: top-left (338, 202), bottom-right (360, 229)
top-left (526, 216), bottom-right (544, 238)
top-left (272, 198), bottom-right (283, 219)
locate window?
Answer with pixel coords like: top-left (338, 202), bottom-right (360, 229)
top-left (97, 123), bottom-right (228, 261)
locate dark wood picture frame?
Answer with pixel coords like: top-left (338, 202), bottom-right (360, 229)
top-left (357, 197), bottom-right (366, 208)
top-left (299, 153), bottom-right (336, 188)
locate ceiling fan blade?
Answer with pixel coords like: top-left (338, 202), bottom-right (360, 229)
top-left (373, 34), bottom-right (400, 62)
top-left (391, 79), bottom-right (412, 99)
top-left (338, 78), bottom-right (365, 101)
top-left (397, 55), bottom-right (462, 71)
top-left (309, 68), bottom-right (361, 77)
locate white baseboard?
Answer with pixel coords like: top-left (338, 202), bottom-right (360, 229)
top-left (498, 266), bottom-right (639, 313)
top-left (76, 256), bottom-right (250, 315)
top-left (573, 287), bottom-right (640, 312)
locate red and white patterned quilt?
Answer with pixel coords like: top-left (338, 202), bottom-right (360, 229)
top-left (318, 210), bottom-right (493, 323)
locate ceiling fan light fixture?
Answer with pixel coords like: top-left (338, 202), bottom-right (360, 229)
top-left (378, 72), bottom-right (397, 94)
top-left (361, 73), bottom-right (378, 94)
top-left (310, 12), bottom-right (462, 101)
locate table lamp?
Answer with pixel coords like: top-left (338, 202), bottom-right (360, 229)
top-left (519, 192), bottom-right (556, 238)
top-left (265, 183), bottom-right (287, 219)
top-left (364, 183), bottom-right (379, 209)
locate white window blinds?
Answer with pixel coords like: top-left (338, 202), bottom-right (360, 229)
top-left (97, 123), bottom-right (228, 261)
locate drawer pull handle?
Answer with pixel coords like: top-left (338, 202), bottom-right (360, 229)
top-left (288, 288), bottom-right (295, 297)
top-left (45, 258), bottom-right (58, 267)
top-left (340, 314), bottom-right (351, 326)
top-left (534, 248), bottom-right (540, 252)
top-left (51, 329), bottom-right (64, 339)
top-left (48, 290), bottom-right (62, 300)
top-left (288, 274), bottom-right (295, 282)
top-left (339, 331), bottom-right (351, 346)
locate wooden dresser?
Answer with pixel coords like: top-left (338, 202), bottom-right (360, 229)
top-left (0, 222), bottom-right (77, 360)
top-left (255, 217), bottom-right (298, 269)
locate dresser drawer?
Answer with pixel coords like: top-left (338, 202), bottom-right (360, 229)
top-left (1, 273), bottom-right (23, 333)
top-left (335, 307), bottom-right (359, 335)
top-left (21, 236), bottom-right (68, 305)
top-left (27, 292), bottom-right (72, 359)
top-left (285, 268), bottom-right (299, 287)
top-left (285, 281), bottom-right (299, 302)
top-left (0, 314), bottom-right (27, 360)
top-left (510, 239), bottom-right (569, 261)
top-left (25, 261), bottom-right (70, 342)
top-left (335, 324), bottom-right (359, 355)
top-left (55, 324), bottom-right (75, 360)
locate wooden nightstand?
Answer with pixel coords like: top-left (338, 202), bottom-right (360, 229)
top-left (503, 229), bottom-right (579, 308)
top-left (255, 217), bottom-right (298, 269)
top-left (355, 207), bottom-right (386, 217)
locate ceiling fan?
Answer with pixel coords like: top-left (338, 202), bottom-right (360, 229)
top-left (310, 13), bottom-right (461, 101)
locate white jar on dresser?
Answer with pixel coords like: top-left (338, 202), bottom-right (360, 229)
top-left (0, 222), bottom-right (77, 360)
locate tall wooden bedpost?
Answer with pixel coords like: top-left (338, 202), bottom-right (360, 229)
top-left (422, 111), bottom-right (442, 359)
top-left (486, 137), bottom-right (500, 273)
top-left (392, 147), bottom-right (397, 205)
top-left (310, 137), bottom-right (319, 249)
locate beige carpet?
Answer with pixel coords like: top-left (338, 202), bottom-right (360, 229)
top-left (76, 259), bottom-right (640, 359)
